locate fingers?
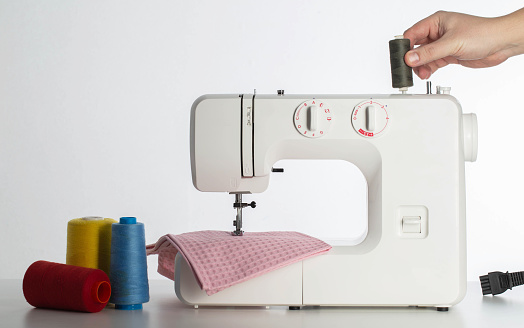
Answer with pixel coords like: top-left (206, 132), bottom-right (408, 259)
top-left (412, 56), bottom-right (459, 79)
top-left (404, 11), bottom-right (463, 69)
top-left (412, 49), bottom-right (510, 79)
top-left (413, 66), bottom-right (431, 80)
top-left (403, 11), bottom-right (443, 47)
top-left (405, 37), bottom-right (459, 68)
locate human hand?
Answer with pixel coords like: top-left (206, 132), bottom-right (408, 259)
top-left (403, 9), bottom-right (524, 79)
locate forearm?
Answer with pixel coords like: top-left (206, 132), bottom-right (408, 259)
top-left (496, 8), bottom-right (524, 56)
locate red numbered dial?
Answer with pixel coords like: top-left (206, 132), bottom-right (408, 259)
top-left (351, 100), bottom-right (390, 138)
top-left (293, 100), bottom-right (333, 138)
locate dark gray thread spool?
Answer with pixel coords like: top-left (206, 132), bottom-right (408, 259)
top-left (389, 38), bottom-right (413, 89)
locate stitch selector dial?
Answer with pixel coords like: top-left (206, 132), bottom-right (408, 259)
top-left (293, 100), bottom-right (333, 138)
top-left (351, 100), bottom-right (390, 138)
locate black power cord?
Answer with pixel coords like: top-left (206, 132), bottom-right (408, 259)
top-left (479, 271), bottom-right (524, 295)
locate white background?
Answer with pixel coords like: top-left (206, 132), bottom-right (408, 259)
top-left (1, 0), bottom-right (523, 281)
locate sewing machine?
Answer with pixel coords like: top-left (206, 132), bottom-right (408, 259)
top-left (175, 83), bottom-right (478, 310)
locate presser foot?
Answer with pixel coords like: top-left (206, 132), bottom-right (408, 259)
top-left (231, 193), bottom-right (256, 236)
top-left (231, 229), bottom-right (244, 236)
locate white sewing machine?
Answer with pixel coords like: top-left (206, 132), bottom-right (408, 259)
top-left (176, 86), bottom-right (478, 310)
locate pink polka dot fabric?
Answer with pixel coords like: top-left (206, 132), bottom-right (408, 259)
top-left (146, 231), bottom-right (331, 295)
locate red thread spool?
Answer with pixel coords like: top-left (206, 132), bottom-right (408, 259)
top-left (23, 261), bottom-right (111, 313)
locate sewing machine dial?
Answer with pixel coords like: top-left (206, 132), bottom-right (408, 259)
top-left (293, 100), bottom-right (333, 138)
top-left (351, 100), bottom-right (390, 138)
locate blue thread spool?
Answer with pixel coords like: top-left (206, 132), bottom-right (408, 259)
top-left (109, 217), bottom-right (149, 310)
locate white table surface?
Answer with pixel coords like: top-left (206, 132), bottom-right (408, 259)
top-left (2, 279), bottom-right (524, 328)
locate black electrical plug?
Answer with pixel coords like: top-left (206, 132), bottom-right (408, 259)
top-left (479, 271), bottom-right (524, 296)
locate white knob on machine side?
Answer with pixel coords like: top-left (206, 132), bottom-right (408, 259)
top-left (308, 105), bottom-right (318, 131)
top-left (294, 100), bottom-right (333, 138)
top-left (463, 113), bottom-right (478, 162)
top-left (351, 100), bottom-right (390, 138)
top-left (366, 105), bottom-right (376, 131)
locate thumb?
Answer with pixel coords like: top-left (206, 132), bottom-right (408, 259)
top-left (405, 38), bottom-right (456, 67)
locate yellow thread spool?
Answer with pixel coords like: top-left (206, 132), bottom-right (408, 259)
top-left (66, 217), bottom-right (117, 276)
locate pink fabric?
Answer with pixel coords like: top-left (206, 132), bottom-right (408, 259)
top-left (146, 230), bottom-right (331, 295)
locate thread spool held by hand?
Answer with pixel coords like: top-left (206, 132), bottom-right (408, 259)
top-left (110, 217), bottom-right (149, 310)
top-left (23, 261), bottom-right (111, 313)
top-left (66, 216), bottom-right (116, 276)
top-left (389, 36), bottom-right (413, 92)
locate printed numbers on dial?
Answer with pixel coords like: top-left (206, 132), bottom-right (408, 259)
top-left (351, 100), bottom-right (390, 138)
top-left (294, 100), bottom-right (333, 138)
